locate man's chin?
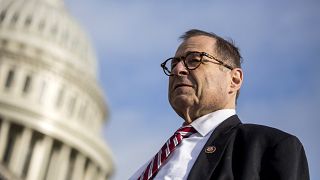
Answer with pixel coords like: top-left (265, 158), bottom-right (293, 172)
top-left (170, 95), bottom-right (194, 110)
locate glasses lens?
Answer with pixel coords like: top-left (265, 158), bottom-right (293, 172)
top-left (170, 58), bottom-right (180, 70)
top-left (185, 52), bottom-right (202, 70)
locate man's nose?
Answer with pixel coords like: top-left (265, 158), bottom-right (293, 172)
top-left (172, 61), bottom-right (189, 76)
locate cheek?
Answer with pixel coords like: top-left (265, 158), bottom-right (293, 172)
top-left (204, 76), bottom-right (212, 87)
top-left (204, 75), bottom-right (218, 89)
top-left (203, 74), bottom-right (227, 95)
top-left (168, 78), bottom-right (174, 90)
top-left (168, 78), bottom-right (176, 100)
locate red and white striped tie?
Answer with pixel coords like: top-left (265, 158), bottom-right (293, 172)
top-left (138, 125), bottom-right (197, 180)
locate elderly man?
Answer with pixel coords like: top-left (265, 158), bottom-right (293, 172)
top-left (130, 29), bottom-right (309, 180)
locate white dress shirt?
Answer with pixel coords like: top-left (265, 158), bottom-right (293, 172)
top-left (129, 109), bottom-right (236, 180)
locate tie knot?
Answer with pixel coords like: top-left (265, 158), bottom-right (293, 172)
top-left (175, 125), bottom-right (197, 138)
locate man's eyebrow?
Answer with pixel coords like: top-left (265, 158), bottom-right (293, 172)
top-left (174, 51), bottom-right (197, 58)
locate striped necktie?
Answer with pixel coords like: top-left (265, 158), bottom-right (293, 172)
top-left (138, 125), bottom-right (197, 180)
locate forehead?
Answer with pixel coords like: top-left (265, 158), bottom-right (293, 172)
top-left (175, 35), bottom-right (216, 57)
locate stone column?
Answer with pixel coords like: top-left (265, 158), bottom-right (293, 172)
top-left (71, 152), bottom-right (86, 180)
top-left (47, 144), bottom-right (71, 180)
top-left (9, 127), bottom-right (32, 177)
top-left (26, 136), bottom-right (53, 180)
top-left (0, 120), bottom-right (10, 161)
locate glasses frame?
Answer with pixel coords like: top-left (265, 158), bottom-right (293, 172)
top-left (160, 51), bottom-right (234, 76)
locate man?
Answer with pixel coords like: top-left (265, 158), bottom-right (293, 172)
top-left (130, 29), bottom-right (309, 180)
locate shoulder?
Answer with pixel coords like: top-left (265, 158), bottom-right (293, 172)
top-left (234, 123), bottom-right (302, 147)
top-left (238, 123), bottom-right (290, 136)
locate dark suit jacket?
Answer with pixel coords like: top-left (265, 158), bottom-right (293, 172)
top-left (188, 115), bottom-right (309, 180)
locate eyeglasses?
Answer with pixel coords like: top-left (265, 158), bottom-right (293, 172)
top-left (160, 51), bottom-right (234, 76)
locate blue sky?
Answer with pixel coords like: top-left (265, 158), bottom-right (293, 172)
top-left (65, 0), bottom-right (320, 179)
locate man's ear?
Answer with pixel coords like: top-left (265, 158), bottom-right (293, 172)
top-left (230, 68), bottom-right (243, 92)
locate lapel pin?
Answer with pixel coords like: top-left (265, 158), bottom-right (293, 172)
top-left (205, 146), bottom-right (216, 153)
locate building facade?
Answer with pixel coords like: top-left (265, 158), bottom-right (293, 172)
top-left (0, 0), bottom-right (114, 179)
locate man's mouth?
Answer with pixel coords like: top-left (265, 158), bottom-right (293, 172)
top-left (174, 84), bottom-right (193, 90)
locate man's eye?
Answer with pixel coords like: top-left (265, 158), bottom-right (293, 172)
top-left (171, 60), bottom-right (179, 69)
top-left (188, 59), bottom-right (201, 65)
top-left (171, 63), bottom-right (177, 69)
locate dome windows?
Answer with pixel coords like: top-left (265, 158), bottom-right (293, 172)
top-left (0, 11), bottom-right (6, 23)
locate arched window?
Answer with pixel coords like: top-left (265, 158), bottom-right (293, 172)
top-left (0, 11), bottom-right (6, 23)
top-left (55, 86), bottom-right (65, 108)
top-left (24, 16), bottom-right (32, 27)
top-left (38, 81), bottom-right (47, 103)
top-left (23, 75), bottom-right (32, 93)
top-left (68, 96), bottom-right (76, 116)
top-left (5, 69), bottom-right (15, 88)
top-left (11, 13), bottom-right (19, 24)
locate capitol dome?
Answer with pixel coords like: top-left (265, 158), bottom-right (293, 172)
top-left (0, 0), bottom-right (114, 179)
top-left (0, 0), bottom-right (98, 77)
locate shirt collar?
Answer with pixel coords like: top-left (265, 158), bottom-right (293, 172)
top-left (190, 109), bottom-right (236, 137)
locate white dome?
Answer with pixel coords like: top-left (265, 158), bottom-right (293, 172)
top-left (0, 0), bottom-right (113, 179)
top-left (0, 0), bottom-right (97, 78)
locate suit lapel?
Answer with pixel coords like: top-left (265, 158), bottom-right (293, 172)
top-left (187, 115), bottom-right (241, 180)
